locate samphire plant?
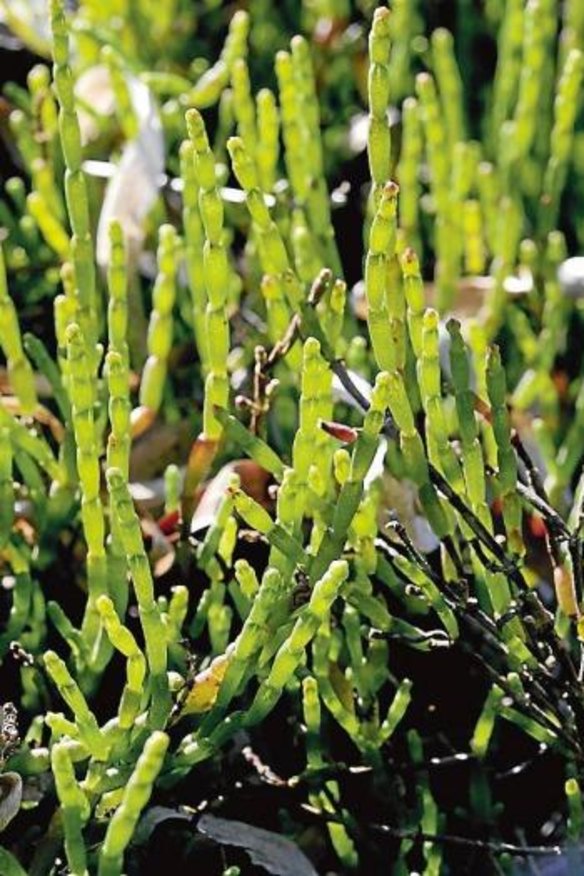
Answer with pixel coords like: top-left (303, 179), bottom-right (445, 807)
top-left (1, 1), bottom-right (584, 874)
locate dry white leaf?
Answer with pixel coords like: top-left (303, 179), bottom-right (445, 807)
top-left (96, 76), bottom-right (164, 270)
top-left (75, 65), bottom-right (116, 145)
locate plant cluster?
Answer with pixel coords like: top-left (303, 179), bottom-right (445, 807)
top-left (0, 1), bottom-right (584, 874)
